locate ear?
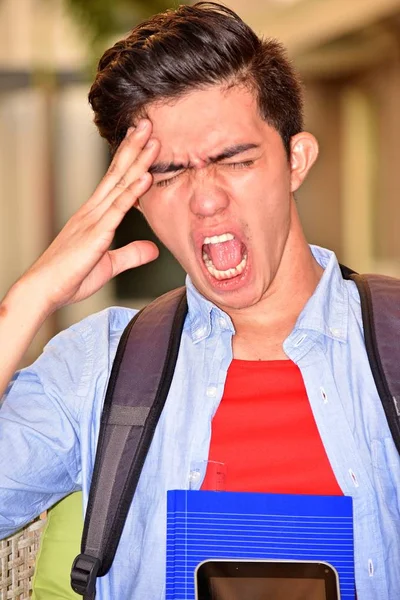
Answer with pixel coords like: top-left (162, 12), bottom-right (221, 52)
top-left (289, 132), bottom-right (319, 192)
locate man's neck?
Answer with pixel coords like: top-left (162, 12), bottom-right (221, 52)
top-left (228, 234), bottom-right (324, 361)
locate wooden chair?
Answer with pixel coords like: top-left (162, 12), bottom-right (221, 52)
top-left (0, 517), bottom-right (46, 599)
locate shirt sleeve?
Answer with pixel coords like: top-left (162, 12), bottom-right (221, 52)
top-left (0, 324), bottom-right (91, 539)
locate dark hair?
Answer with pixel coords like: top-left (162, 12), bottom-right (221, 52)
top-left (89, 1), bottom-right (304, 156)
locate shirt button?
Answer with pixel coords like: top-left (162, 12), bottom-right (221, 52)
top-left (195, 327), bottom-right (206, 339)
top-left (219, 317), bottom-right (227, 328)
top-left (206, 386), bottom-right (217, 397)
top-left (189, 470), bottom-right (201, 484)
top-left (330, 327), bottom-right (341, 337)
top-left (294, 334), bottom-right (307, 347)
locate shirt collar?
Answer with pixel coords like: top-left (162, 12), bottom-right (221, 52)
top-left (185, 277), bottom-right (234, 343)
top-left (293, 245), bottom-right (349, 342)
top-left (185, 244), bottom-right (349, 344)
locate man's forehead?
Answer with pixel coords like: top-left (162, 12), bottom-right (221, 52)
top-left (146, 85), bottom-right (260, 138)
top-left (144, 85), bottom-right (268, 170)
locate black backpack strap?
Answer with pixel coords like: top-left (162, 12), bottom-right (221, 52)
top-left (70, 287), bottom-right (187, 599)
top-left (340, 265), bottom-right (400, 453)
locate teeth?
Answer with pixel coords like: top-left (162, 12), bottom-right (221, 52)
top-left (203, 233), bottom-right (234, 245)
top-left (202, 252), bottom-right (247, 280)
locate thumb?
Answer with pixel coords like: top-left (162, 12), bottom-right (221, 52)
top-left (109, 240), bottom-right (159, 276)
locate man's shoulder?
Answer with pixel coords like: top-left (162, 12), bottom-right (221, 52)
top-left (3, 307), bottom-right (140, 414)
top-left (344, 270), bottom-right (400, 316)
top-left (31, 306), bottom-right (140, 396)
top-left (47, 306), bottom-right (139, 353)
top-left (69, 305), bottom-right (138, 339)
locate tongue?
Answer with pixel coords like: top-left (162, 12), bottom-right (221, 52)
top-left (206, 239), bottom-right (243, 271)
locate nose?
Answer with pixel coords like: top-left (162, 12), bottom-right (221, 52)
top-left (189, 171), bottom-right (230, 218)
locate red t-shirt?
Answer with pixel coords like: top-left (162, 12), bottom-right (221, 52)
top-left (201, 359), bottom-right (343, 496)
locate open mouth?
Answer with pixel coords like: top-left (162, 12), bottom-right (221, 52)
top-left (201, 233), bottom-right (248, 281)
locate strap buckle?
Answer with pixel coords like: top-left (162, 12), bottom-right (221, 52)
top-left (71, 554), bottom-right (101, 598)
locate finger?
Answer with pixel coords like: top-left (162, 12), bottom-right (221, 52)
top-left (94, 172), bottom-right (153, 233)
top-left (84, 119), bottom-right (153, 210)
top-left (108, 240), bottom-right (159, 276)
top-left (106, 120), bottom-right (151, 184)
top-left (91, 137), bottom-right (160, 220)
top-left (113, 138), bottom-right (160, 194)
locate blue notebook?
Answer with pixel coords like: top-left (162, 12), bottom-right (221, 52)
top-left (166, 490), bottom-right (354, 599)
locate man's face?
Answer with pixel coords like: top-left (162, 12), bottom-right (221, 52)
top-left (138, 84), bottom-right (296, 311)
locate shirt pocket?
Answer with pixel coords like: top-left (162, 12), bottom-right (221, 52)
top-left (371, 437), bottom-right (400, 522)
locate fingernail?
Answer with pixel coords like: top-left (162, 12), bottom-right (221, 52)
top-left (126, 127), bottom-right (135, 136)
top-left (137, 120), bottom-right (147, 131)
top-left (145, 139), bottom-right (155, 149)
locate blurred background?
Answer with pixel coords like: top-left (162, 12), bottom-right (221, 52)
top-left (1, 0), bottom-right (400, 363)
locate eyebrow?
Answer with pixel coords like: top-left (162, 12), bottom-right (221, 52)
top-left (148, 143), bottom-right (259, 175)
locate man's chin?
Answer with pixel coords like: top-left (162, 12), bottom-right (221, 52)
top-left (192, 272), bottom-right (261, 313)
top-left (215, 290), bottom-right (263, 312)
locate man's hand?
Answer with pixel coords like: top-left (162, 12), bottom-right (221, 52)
top-left (0, 119), bottom-right (161, 397)
top-left (25, 119), bottom-right (160, 315)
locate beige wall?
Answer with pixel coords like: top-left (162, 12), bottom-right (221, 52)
top-left (273, 0), bottom-right (400, 276)
top-left (361, 59), bottom-right (400, 262)
top-left (0, 0), bottom-right (86, 70)
top-left (296, 80), bottom-right (343, 257)
top-left (0, 0), bottom-right (112, 362)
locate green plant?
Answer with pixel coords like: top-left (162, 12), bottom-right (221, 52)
top-left (66, 0), bottom-right (181, 52)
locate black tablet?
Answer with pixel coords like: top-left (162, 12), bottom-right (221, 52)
top-left (195, 559), bottom-right (341, 600)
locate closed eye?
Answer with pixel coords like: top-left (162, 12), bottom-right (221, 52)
top-left (228, 160), bottom-right (255, 169)
top-left (155, 160), bottom-right (255, 187)
top-left (155, 173), bottom-right (182, 188)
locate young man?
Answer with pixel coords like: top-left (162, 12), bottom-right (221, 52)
top-left (0, 3), bottom-right (399, 599)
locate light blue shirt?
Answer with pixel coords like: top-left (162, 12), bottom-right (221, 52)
top-left (1, 246), bottom-right (400, 599)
